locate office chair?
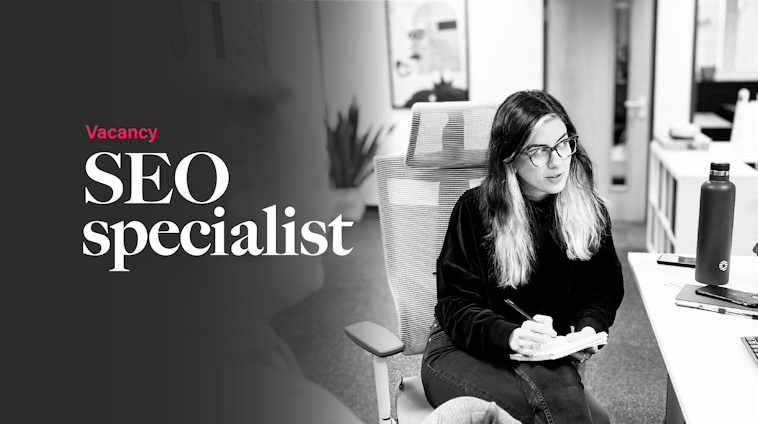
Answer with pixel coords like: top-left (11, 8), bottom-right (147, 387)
top-left (345, 102), bottom-right (609, 424)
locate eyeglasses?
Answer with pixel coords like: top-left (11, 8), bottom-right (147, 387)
top-left (519, 135), bottom-right (578, 167)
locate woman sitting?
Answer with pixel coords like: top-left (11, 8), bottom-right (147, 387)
top-left (421, 90), bottom-right (624, 424)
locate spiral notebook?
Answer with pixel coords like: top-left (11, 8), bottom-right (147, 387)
top-left (509, 332), bottom-right (608, 362)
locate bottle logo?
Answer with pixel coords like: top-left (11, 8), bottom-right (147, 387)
top-left (718, 260), bottom-right (728, 272)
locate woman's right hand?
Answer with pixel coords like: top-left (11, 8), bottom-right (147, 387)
top-left (508, 314), bottom-right (558, 356)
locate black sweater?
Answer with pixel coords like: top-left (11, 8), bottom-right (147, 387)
top-left (434, 188), bottom-right (624, 360)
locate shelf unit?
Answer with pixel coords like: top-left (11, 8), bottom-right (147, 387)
top-left (646, 141), bottom-right (758, 255)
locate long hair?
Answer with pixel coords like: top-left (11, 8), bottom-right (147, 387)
top-left (479, 90), bottom-right (608, 288)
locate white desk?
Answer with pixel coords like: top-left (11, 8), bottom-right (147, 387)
top-left (628, 253), bottom-right (758, 424)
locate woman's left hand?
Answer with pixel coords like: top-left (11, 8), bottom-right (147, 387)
top-left (569, 348), bottom-right (594, 364)
top-left (567, 327), bottom-right (598, 363)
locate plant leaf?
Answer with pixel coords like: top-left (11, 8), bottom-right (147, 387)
top-left (325, 100), bottom-right (395, 188)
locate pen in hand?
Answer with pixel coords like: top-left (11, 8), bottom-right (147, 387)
top-left (504, 298), bottom-right (535, 322)
top-left (504, 298), bottom-right (557, 340)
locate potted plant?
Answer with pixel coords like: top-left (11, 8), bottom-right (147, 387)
top-left (326, 98), bottom-right (393, 222)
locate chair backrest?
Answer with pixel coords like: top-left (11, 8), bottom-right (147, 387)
top-left (375, 102), bottom-right (498, 355)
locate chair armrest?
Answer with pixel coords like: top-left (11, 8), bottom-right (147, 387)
top-left (344, 321), bottom-right (405, 358)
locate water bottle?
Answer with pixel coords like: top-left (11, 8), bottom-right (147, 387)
top-left (695, 162), bottom-right (736, 285)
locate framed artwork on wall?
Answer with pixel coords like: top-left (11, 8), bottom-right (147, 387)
top-left (386, 0), bottom-right (469, 109)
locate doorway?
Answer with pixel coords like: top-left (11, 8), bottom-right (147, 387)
top-left (546, 0), bottom-right (654, 223)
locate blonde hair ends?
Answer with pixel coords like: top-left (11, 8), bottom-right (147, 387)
top-left (489, 164), bottom-right (607, 289)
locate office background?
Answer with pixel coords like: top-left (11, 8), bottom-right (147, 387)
top-left (262, 0), bottom-right (756, 422)
top-left (91, 1), bottom-right (756, 423)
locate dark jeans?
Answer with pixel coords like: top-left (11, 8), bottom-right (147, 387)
top-left (421, 321), bottom-right (594, 424)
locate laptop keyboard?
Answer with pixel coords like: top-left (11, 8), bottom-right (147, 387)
top-left (741, 337), bottom-right (758, 367)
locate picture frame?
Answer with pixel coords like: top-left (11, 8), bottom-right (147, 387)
top-left (385, 0), bottom-right (469, 109)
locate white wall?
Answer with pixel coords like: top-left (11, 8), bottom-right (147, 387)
top-left (319, 2), bottom-right (394, 204)
top-left (653, 0), bottom-right (697, 136)
top-left (469, 0), bottom-right (544, 101)
top-left (319, 2), bottom-right (394, 140)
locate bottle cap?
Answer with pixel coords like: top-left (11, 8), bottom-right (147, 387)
top-left (710, 162), bottom-right (730, 171)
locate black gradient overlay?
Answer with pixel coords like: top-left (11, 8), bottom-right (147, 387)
top-left (14, 2), bottom-right (366, 423)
